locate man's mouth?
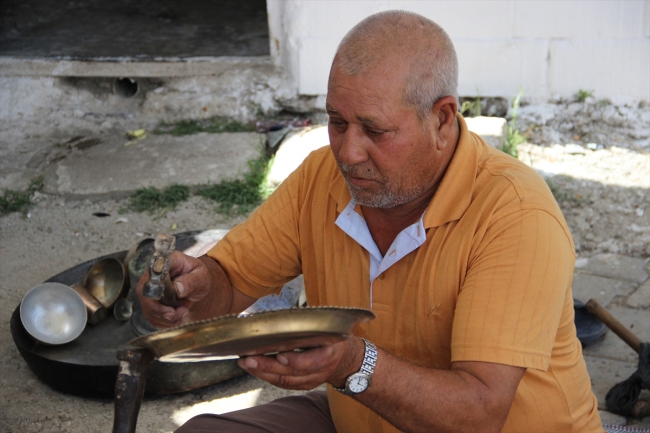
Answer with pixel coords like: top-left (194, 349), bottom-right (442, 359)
top-left (346, 175), bottom-right (376, 187)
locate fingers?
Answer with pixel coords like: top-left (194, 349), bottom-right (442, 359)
top-left (237, 342), bottom-right (354, 391)
top-left (136, 251), bottom-right (215, 328)
top-left (168, 250), bottom-right (201, 278)
top-left (238, 349), bottom-right (334, 390)
top-left (173, 265), bottom-right (213, 303)
top-left (135, 270), bottom-right (188, 327)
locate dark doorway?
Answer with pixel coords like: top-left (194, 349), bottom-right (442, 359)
top-left (0, 0), bottom-right (270, 58)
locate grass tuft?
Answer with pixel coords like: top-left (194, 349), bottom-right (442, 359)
top-left (122, 184), bottom-right (190, 215)
top-left (121, 148), bottom-right (274, 217)
top-left (0, 176), bottom-right (44, 217)
top-left (154, 117), bottom-right (255, 136)
top-left (575, 89), bottom-right (594, 103)
top-left (501, 89), bottom-right (526, 158)
top-left (460, 95), bottom-right (482, 118)
top-left (196, 154), bottom-right (274, 216)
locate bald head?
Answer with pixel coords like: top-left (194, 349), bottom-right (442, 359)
top-left (333, 11), bottom-right (458, 119)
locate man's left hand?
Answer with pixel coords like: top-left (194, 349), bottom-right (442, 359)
top-left (237, 336), bottom-right (365, 390)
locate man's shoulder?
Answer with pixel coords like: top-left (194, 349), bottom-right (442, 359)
top-left (476, 143), bottom-right (558, 211)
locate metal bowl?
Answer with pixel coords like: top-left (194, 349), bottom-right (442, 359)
top-left (20, 282), bottom-right (87, 345)
top-left (83, 258), bottom-right (129, 309)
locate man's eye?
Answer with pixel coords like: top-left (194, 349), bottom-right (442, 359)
top-left (366, 129), bottom-right (384, 137)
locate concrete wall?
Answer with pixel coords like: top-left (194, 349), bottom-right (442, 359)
top-left (266, 0), bottom-right (650, 104)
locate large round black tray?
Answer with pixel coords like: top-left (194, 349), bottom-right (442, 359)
top-left (10, 229), bottom-right (243, 398)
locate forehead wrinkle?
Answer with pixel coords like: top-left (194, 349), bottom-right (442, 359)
top-left (357, 116), bottom-right (377, 127)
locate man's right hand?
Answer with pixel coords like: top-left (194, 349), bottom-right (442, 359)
top-left (136, 251), bottom-right (213, 327)
top-left (136, 251), bottom-right (256, 328)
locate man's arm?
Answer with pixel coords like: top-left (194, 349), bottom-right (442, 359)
top-left (239, 336), bottom-right (524, 433)
top-left (137, 252), bottom-right (257, 327)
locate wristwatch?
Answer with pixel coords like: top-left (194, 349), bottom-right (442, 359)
top-left (333, 338), bottom-right (378, 395)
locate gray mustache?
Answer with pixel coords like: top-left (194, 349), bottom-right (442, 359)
top-left (337, 162), bottom-right (383, 182)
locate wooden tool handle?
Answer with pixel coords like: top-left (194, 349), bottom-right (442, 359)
top-left (585, 298), bottom-right (642, 354)
top-left (112, 348), bottom-right (155, 433)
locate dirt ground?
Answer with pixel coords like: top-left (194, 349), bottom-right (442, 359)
top-left (0, 196), bottom-right (300, 433)
top-left (1, 100), bottom-right (649, 432)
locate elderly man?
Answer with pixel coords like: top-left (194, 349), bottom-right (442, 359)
top-left (140, 10), bottom-right (604, 433)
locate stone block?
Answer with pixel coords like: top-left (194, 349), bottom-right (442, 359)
top-left (548, 39), bottom-right (650, 101)
top-left (298, 38), bottom-right (338, 95)
top-left (455, 39), bottom-right (549, 99)
top-left (43, 132), bottom-right (263, 198)
top-left (401, 1), bottom-right (515, 39)
top-left (572, 272), bottom-right (637, 307)
top-left (577, 254), bottom-right (650, 284)
top-left (582, 306), bottom-right (650, 363)
top-left (627, 279), bottom-right (650, 309)
top-left (464, 116), bottom-right (507, 148)
top-left (266, 126), bottom-right (329, 187)
top-left (513, 1), bottom-right (648, 39)
top-left (284, 1), bottom-right (516, 40)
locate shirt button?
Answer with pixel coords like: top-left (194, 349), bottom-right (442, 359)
top-left (377, 273), bottom-right (385, 280)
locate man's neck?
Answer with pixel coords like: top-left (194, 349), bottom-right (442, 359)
top-left (361, 192), bottom-right (433, 256)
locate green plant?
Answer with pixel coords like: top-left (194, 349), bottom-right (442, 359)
top-left (0, 176), bottom-right (44, 217)
top-left (154, 117), bottom-right (254, 136)
top-left (501, 90), bottom-right (525, 158)
top-left (122, 144), bottom-right (274, 217)
top-left (122, 184), bottom-right (190, 216)
top-left (196, 153), bottom-right (274, 216)
top-left (575, 89), bottom-right (594, 102)
top-left (460, 95), bottom-right (482, 118)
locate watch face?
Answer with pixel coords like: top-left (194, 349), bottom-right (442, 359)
top-left (347, 374), bottom-right (369, 393)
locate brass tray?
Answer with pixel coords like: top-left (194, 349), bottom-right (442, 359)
top-left (130, 307), bottom-right (375, 363)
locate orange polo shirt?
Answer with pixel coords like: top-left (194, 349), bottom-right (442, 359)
top-left (209, 115), bottom-right (604, 433)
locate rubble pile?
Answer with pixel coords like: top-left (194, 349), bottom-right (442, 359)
top-left (516, 99), bottom-right (650, 152)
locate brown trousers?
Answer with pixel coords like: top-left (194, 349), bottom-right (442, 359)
top-left (175, 391), bottom-right (337, 433)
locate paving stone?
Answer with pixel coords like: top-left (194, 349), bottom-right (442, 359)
top-left (43, 132), bottom-right (263, 198)
top-left (266, 126), bottom-right (329, 187)
top-left (572, 272), bottom-right (637, 307)
top-left (598, 409), bottom-right (628, 427)
top-left (627, 278), bottom-right (650, 309)
top-left (582, 306), bottom-right (650, 363)
top-left (577, 253), bottom-right (650, 284)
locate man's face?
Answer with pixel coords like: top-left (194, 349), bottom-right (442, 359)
top-left (326, 61), bottom-right (441, 209)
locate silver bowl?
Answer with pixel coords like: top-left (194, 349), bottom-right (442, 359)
top-left (20, 282), bottom-right (87, 345)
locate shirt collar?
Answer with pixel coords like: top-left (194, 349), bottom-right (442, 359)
top-left (422, 114), bottom-right (479, 228)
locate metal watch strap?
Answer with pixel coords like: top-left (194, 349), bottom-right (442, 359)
top-left (333, 338), bottom-right (378, 394)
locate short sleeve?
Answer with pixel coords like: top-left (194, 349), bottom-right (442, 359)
top-left (451, 208), bottom-right (575, 371)
top-left (207, 160), bottom-right (306, 299)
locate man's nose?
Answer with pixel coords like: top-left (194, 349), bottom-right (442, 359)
top-left (338, 126), bottom-right (369, 166)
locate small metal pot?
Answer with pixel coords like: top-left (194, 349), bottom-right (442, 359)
top-left (83, 258), bottom-right (129, 309)
top-left (71, 283), bottom-right (108, 325)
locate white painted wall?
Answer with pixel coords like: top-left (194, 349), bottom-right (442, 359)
top-left (266, 0), bottom-right (650, 104)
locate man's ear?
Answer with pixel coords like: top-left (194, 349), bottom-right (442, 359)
top-left (431, 96), bottom-right (458, 131)
top-left (429, 96), bottom-right (458, 148)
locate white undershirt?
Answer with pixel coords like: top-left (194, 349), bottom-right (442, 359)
top-left (335, 199), bottom-right (427, 308)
